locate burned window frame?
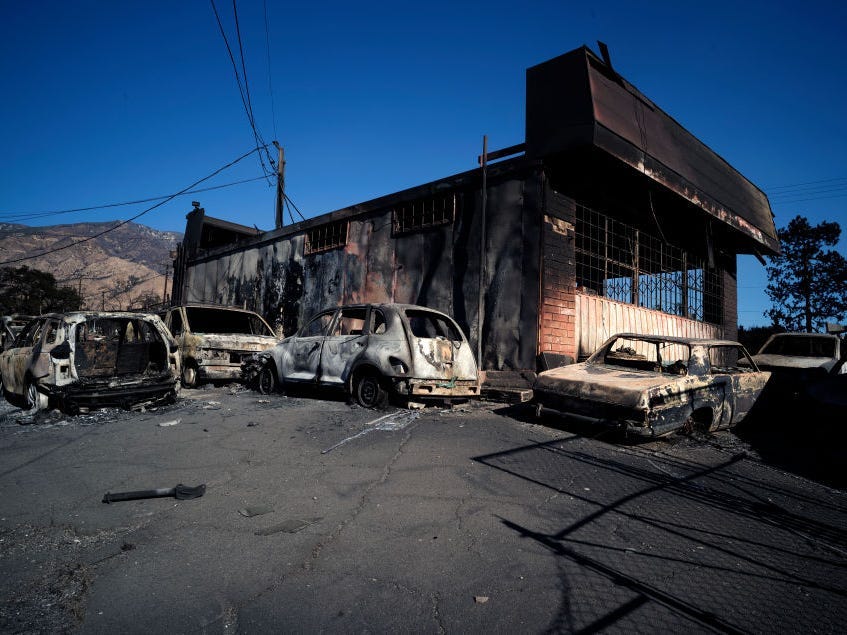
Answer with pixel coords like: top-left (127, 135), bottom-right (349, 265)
top-left (574, 205), bottom-right (723, 324)
top-left (304, 220), bottom-right (349, 255)
top-left (392, 193), bottom-right (456, 235)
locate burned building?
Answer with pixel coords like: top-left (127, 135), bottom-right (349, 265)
top-left (171, 46), bottom-right (779, 376)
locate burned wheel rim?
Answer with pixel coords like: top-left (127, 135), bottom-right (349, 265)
top-left (355, 373), bottom-right (387, 409)
top-left (24, 380), bottom-right (47, 411)
top-left (182, 364), bottom-right (197, 388)
top-left (258, 366), bottom-right (277, 394)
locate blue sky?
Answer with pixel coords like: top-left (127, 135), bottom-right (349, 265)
top-left (1, 0), bottom-right (845, 327)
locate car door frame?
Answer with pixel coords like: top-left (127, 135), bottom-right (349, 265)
top-left (319, 306), bottom-right (370, 386)
top-left (286, 309), bottom-right (338, 383)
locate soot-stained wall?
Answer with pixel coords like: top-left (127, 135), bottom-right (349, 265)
top-left (181, 164), bottom-right (544, 372)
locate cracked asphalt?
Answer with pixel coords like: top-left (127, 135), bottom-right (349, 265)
top-left (1, 386), bottom-right (845, 633)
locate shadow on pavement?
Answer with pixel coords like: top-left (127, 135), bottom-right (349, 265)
top-left (473, 436), bottom-right (847, 633)
top-left (735, 401), bottom-right (847, 490)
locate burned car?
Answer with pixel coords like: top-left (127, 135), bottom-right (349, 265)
top-left (244, 303), bottom-right (480, 407)
top-left (741, 332), bottom-right (845, 377)
top-left (0, 312), bottom-right (180, 413)
top-left (533, 333), bottom-right (770, 437)
top-left (159, 304), bottom-right (278, 387)
top-left (739, 332), bottom-right (845, 404)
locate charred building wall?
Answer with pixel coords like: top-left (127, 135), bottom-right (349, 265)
top-left (177, 163), bottom-right (544, 372)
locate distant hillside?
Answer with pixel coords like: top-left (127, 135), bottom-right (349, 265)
top-left (0, 221), bottom-right (182, 310)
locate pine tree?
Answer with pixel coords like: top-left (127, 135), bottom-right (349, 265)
top-left (765, 215), bottom-right (847, 332)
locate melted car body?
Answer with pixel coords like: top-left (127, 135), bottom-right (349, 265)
top-left (159, 304), bottom-right (279, 387)
top-left (246, 303), bottom-right (479, 407)
top-left (0, 312), bottom-right (181, 413)
top-left (533, 333), bottom-right (770, 437)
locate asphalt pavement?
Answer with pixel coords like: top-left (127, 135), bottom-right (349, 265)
top-left (1, 386), bottom-right (845, 633)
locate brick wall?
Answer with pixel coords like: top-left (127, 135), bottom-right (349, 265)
top-left (721, 257), bottom-right (738, 342)
top-left (539, 192), bottom-right (578, 360)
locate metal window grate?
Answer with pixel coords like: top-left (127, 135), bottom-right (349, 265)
top-left (574, 205), bottom-right (722, 323)
top-left (392, 193), bottom-right (456, 234)
top-left (304, 220), bottom-right (348, 255)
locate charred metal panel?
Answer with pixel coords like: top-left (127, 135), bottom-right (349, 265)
top-left (574, 294), bottom-right (725, 359)
top-left (341, 219), bottom-right (369, 306)
top-left (392, 219), bottom-right (455, 315)
top-left (482, 178), bottom-right (538, 370)
top-left (359, 217), bottom-right (394, 305)
top-left (525, 46), bottom-right (778, 255)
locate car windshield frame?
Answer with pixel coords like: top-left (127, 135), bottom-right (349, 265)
top-left (184, 307), bottom-right (274, 336)
top-left (760, 335), bottom-right (836, 358)
top-left (592, 336), bottom-right (693, 375)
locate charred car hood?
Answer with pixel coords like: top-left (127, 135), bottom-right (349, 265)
top-left (749, 354), bottom-right (837, 372)
top-left (534, 362), bottom-right (709, 410)
top-left (189, 333), bottom-right (278, 351)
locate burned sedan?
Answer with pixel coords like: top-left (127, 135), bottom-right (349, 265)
top-left (739, 332), bottom-right (846, 406)
top-left (533, 333), bottom-right (770, 437)
top-left (742, 332), bottom-right (845, 378)
top-left (244, 303), bottom-right (480, 407)
top-left (0, 312), bottom-right (181, 413)
top-left (159, 304), bottom-right (279, 387)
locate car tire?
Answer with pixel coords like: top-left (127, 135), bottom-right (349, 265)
top-left (258, 366), bottom-right (277, 395)
top-left (182, 363), bottom-right (197, 388)
top-left (24, 378), bottom-right (48, 411)
top-left (355, 372), bottom-right (388, 409)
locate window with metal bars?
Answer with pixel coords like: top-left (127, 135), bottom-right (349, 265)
top-left (574, 205), bottom-right (723, 323)
top-left (304, 220), bottom-right (349, 255)
top-left (392, 193), bottom-right (456, 234)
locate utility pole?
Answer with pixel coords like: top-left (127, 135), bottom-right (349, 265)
top-left (162, 263), bottom-right (170, 307)
top-left (273, 141), bottom-right (285, 229)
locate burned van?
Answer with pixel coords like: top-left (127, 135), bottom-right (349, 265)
top-left (159, 304), bottom-right (278, 387)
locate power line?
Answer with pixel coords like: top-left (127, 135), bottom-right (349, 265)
top-left (209, 0), bottom-right (277, 181)
top-left (0, 146), bottom-right (265, 266)
top-left (769, 191), bottom-right (847, 206)
top-left (232, 0), bottom-right (277, 175)
top-left (233, 0), bottom-right (255, 128)
top-left (766, 176), bottom-right (847, 191)
top-left (0, 175), bottom-right (269, 223)
top-left (209, 0), bottom-right (272, 182)
top-left (262, 0), bottom-right (278, 140)
top-left (283, 192), bottom-right (306, 222)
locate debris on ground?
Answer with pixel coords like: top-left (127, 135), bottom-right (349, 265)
top-left (102, 483), bottom-right (206, 504)
top-left (255, 517), bottom-right (322, 535)
top-left (238, 505), bottom-right (273, 518)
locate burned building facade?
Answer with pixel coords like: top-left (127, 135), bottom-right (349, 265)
top-left (172, 46), bottom-right (779, 373)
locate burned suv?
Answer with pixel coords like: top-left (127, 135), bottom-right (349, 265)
top-left (0, 312), bottom-right (181, 413)
top-left (244, 303), bottom-right (480, 407)
top-left (159, 304), bottom-right (278, 387)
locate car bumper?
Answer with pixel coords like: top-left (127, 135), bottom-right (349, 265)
top-left (396, 378), bottom-right (480, 398)
top-left (42, 376), bottom-right (180, 410)
top-left (197, 363), bottom-right (244, 381)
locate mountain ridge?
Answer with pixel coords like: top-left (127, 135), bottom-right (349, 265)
top-left (0, 221), bottom-right (183, 310)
